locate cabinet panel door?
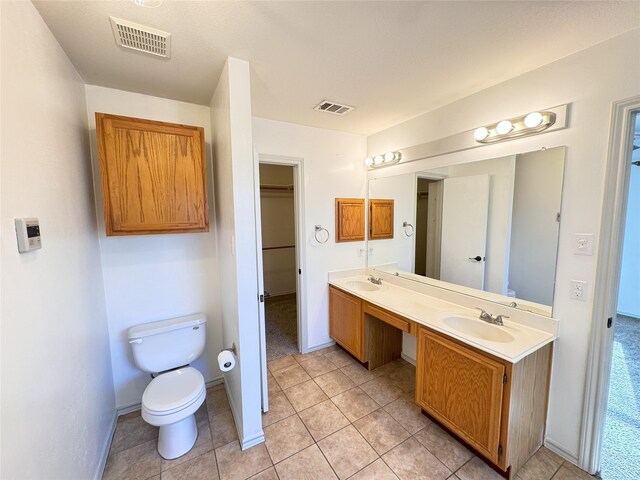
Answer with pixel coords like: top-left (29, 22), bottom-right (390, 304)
top-left (335, 198), bottom-right (365, 242)
top-left (416, 327), bottom-right (504, 462)
top-left (369, 199), bottom-right (394, 240)
top-left (97, 113), bottom-right (209, 236)
top-left (329, 286), bottom-right (364, 361)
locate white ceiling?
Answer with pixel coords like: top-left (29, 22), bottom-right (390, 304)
top-left (33, 1), bottom-right (639, 135)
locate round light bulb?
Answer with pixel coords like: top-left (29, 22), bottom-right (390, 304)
top-left (364, 157), bottom-right (373, 167)
top-left (133, 0), bottom-right (164, 7)
top-left (383, 151), bottom-right (395, 162)
top-left (524, 112), bottom-right (544, 128)
top-left (474, 127), bottom-right (489, 141)
top-left (373, 155), bottom-right (384, 165)
top-left (496, 120), bottom-right (513, 135)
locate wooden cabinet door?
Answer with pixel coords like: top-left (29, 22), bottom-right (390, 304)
top-left (369, 199), bottom-right (394, 240)
top-left (96, 113), bottom-right (209, 236)
top-left (416, 326), bottom-right (505, 463)
top-left (329, 286), bottom-right (365, 361)
top-left (335, 198), bottom-right (365, 242)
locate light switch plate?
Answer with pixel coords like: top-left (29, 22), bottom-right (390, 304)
top-left (573, 233), bottom-right (594, 256)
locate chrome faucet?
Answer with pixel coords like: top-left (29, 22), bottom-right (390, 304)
top-left (368, 275), bottom-right (383, 285)
top-left (475, 308), bottom-right (509, 326)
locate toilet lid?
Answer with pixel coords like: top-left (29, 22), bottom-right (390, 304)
top-left (142, 367), bottom-right (205, 414)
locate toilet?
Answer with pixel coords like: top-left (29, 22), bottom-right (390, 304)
top-left (128, 314), bottom-right (207, 459)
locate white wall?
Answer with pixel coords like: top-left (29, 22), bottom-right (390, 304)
top-left (367, 28), bottom-right (640, 462)
top-left (84, 85), bottom-right (223, 409)
top-left (510, 148), bottom-right (565, 306)
top-left (211, 58), bottom-right (264, 449)
top-left (1, 2), bottom-right (114, 478)
top-left (252, 117), bottom-right (367, 350)
top-left (617, 145), bottom-right (640, 317)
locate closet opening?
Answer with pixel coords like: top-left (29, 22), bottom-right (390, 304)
top-left (599, 111), bottom-right (640, 480)
top-left (258, 163), bottom-right (300, 361)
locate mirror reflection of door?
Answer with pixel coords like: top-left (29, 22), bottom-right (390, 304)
top-left (440, 174), bottom-right (490, 290)
top-left (415, 178), bottom-right (443, 278)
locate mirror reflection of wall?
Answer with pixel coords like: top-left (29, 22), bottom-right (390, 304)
top-left (367, 146), bottom-right (565, 314)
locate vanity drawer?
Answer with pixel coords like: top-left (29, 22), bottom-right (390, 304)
top-left (364, 302), bottom-right (412, 333)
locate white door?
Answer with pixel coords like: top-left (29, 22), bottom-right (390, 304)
top-left (440, 174), bottom-right (490, 289)
top-left (253, 151), bottom-right (269, 412)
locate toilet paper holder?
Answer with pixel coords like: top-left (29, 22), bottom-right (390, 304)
top-left (218, 343), bottom-right (237, 371)
top-left (221, 343), bottom-right (237, 356)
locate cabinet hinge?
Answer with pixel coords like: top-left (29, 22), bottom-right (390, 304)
top-left (498, 445), bottom-right (503, 456)
top-left (503, 373), bottom-right (507, 384)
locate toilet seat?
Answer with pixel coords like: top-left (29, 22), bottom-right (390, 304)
top-left (142, 367), bottom-right (205, 425)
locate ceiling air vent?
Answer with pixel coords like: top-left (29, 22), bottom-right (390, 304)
top-left (109, 17), bottom-right (171, 58)
top-left (314, 100), bottom-right (355, 116)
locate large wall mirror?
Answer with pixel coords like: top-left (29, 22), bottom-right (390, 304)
top-left (367, 146), bottom-right (566, 317)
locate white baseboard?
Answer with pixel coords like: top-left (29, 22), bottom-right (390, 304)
top-left (544, 438), bottom-right (579, 466)
top-left (94, 411), bottom-right (118, 480)
top-left (401, 352), bottom-right (416, 366)
top-left (241, 431), bottom-right (266, 450)
top-left (303, 340), bottom-right (336, 354)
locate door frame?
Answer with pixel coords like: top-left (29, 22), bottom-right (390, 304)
top-left (579, 96), bottom-right (640, 473)
top-left (253, 153), bottom-right (308, 412)
top-left (414, 172), bottom-right (446, 277)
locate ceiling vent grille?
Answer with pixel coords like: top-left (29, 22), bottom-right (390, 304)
top-left (314, 100), bottom-right (355, 116)
top-left (109, 17), bottom-right (171, 58)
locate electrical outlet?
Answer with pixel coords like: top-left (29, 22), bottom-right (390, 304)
top-left (570, 280), bottom-right (587, 301)
top-left (574, 233), bottom-right (594, 256)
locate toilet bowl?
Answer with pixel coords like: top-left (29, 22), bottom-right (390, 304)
top-left (128, 314), bottom-right (208, 459)
top-left (141, 367), bottom-right (206, 459)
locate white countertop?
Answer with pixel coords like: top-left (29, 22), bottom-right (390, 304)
top-left (329, 274), bottom-right (556, 363)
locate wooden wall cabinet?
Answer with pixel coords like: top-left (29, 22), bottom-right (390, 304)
top-left (96, 113), bottom-right (209, 236)
top-left (329, 286), bottom-right (365, 362)
top-left (369, 199), bottom-right (394, 240)
top-left (415, 325), bottom-right (552, 477)
top-left (335, 198), bottom-right (365, 242)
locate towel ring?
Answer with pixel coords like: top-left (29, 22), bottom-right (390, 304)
top-left (314, 225), bottom-right (329, 244)
top-left (403, 222), bottom-right (415, 237)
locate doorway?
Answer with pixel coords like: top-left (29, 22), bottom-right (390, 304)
top-left (258, 163), bottom-right (299, 361)
top-left (599, 112), bottom-right (640, 480)
top-left (414, 176), bottom-right (443, 279)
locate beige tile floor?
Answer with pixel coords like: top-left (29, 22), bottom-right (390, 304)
top-left (103, 346), bottom-right (597, 480)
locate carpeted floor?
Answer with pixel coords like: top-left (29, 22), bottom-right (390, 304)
top-left (265, 293), bottom-right (299, 362)
top-left (600, 314), bottom-right (640, 480)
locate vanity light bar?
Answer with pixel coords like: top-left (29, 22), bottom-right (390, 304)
top-left (473, 111), bottom-right (556, 143)
top-left (365, 151), bottom-right (402, 168)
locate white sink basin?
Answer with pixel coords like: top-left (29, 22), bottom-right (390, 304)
top-left (443, 316), bottom-right (515, 344)
top-left (345, 280), bottom-right (381, 292)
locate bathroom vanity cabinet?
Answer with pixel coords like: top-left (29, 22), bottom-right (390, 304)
top-left (416, 326), bottom-right (552, 476)
top-left (328, 284), bottom-right (553, 478)
top-left (329, 286), bottom-right (365, 361)
top-left (96, 113), bottom-right (209, 236)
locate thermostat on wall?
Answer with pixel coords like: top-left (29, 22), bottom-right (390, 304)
top-left (15, 218), bottom-right (42, 253)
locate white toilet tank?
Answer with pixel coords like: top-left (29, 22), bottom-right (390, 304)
top-left (128, 314), bottom-right (206, 373)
